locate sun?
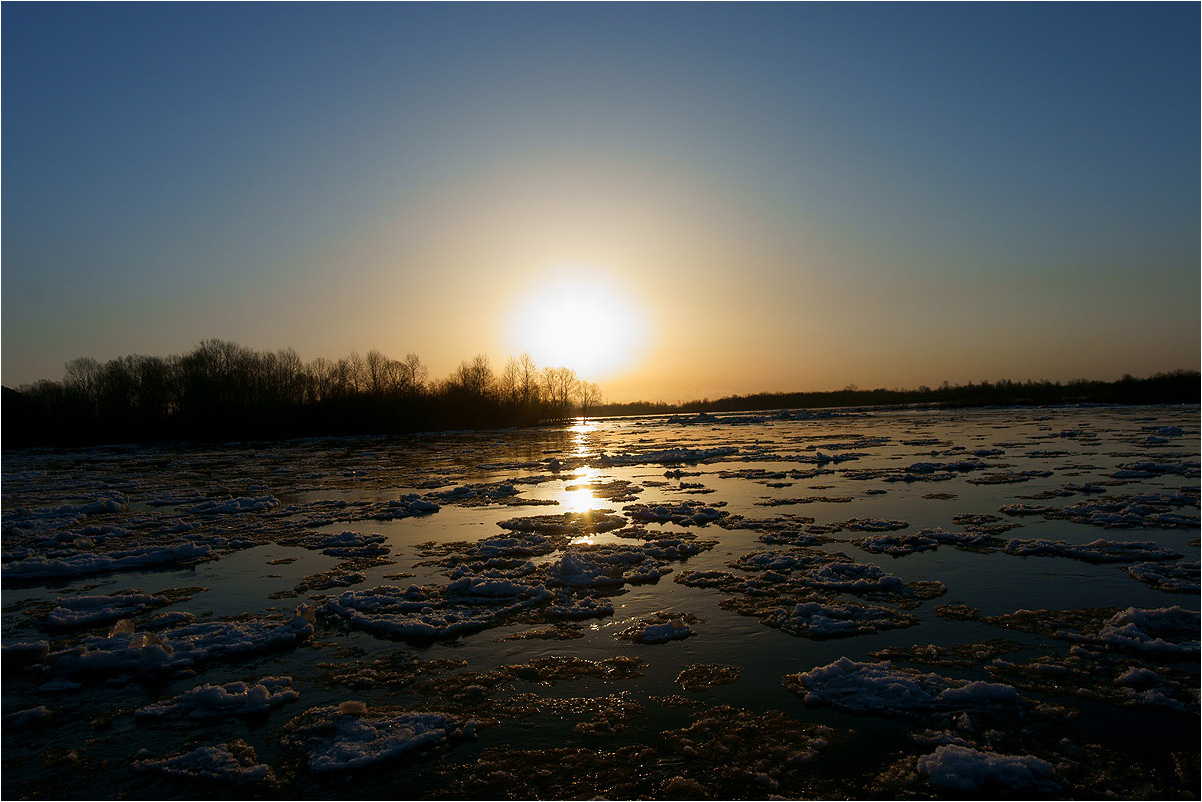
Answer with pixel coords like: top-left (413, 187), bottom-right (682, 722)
top-left (506, 267), bottom-right (647, 380)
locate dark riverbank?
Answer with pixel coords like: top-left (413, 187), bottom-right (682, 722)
top-left (594, 371), bottom-right (1200, 419)
top-left (3, 342), bottom-right (1196, 450)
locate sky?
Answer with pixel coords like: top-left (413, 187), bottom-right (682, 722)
top-left (3, 2), bottom-right (1198, 403)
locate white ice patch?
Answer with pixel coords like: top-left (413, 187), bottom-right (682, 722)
top-left (1002, 538), bottom-right (1181, 563)
top-left (187, 496), bottom-right (280, 515)
top-left (322, 584), bottom-right (543, 639)
top-left (624, 501), bottom-right (728, 526)
top-left (804, 562), bottom-right (907, 593)
top-left (732, 549), bottom-right (832, 573)
top-left (551, 550), bottom-right (648, 588)
top-left (47, 617), bottom-right (313, 679)
top-left (498, 512), bottom-right (626, 536)
top-left (767, 601), bottom-right (914, 638)
top-left (286, 709), bottom-right (472, 773)
top-left (3, 543), bottom-right (211, 579)
top-left (1095, 606), bottom-right (1200, 656)
top-left (132, 741), bottom-right (274, 784)
top-left (841, 518), bottom-right (909, 532)
top-left (135, 677), bottom-right (298, 719)
top-left (44, 591), bottom-right (172, 629)
top-left (599, 446), bottom-right (739, 466)
top-left (1126, 560), bottom-right (1200, 593)
top-left (1015, 494), bottom-right (1200, 529)
top-left (917, 745), bottom-right (1059, 792)
top-left (372, 494), bottom-right (441, 518)
top-left (634, 620), bottom-right (694, 643)
top-left (788, 657), bottom-right (1019, 717)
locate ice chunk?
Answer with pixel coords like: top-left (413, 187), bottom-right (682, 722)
top-left (634, 620), bottom-right (694, 643)
top-left (44, 591), bottom-right (172, 629)
top-left (188, 496), bottom-right (280, 515)
top-left (1095, 606), bottom-right (1200, 656)
top-left (3, 543), bottom-right (211, 579)
top-left (1126, 560), bottom-right (1200, 593)
top-left (917, 745), bottom-right (1058, 792)
top-left (282, 707), bottom-right (473, 773)
top-left (600, 446), bottom-right (739, 466)
top-left (1002, 538), bottom-right (1181, 564)
top-left (135, 677), bottom-right (298, 719)
top-left (785, 657), bottom-right (1019, 717)
top-left (804, 562), bottom-right (907, 593)
top-left (47, 617), bottom-right (312, 679)
top-left (766, 601), bottom-right (917, 638)
top-left (624, 501), bottom-right (729, 526)
top-left (132, 740), bottom-right (274, 784)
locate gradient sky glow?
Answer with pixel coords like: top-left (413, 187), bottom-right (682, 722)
top-left (4, 2), bottom-right (1198, 402)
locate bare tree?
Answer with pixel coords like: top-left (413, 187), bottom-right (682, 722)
top-left (272, 348), bottom-right (303, 406)
top-left (516, 352), bottom-right (539, 406)
top-left (541, 366), bottom-right (578, 418)
top-left (64, 356), bottom-right (102, 414)
top-left (331, 358), bottom-right (354, 398)
top-left (578, 380), bottom-right (602, 419)
top-left (499, 357), bottom-right (521, 405)
top-left (306, 357), bottom-right (334, 403)
top-left (365, 349), bottom-right (389, 396)
top-left (454, 353), bottom-right (496, 398)
top-left (399, 352), bottom-right (428, 397)
top-left (346, 351), bottom-right (367, 394)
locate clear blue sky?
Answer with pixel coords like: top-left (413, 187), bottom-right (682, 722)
top-left (4, 2), bottom-right (1198, 401)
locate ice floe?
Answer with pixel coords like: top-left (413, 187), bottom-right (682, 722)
top-left (1001, 492), bottom-right (1199, 529)
top-left (497, 510), bottom-right (626, 535)
top-left (840, 517), bottom-right (909, 532)
top-left (765, 600), bottom-right (918, 638)
top-left (321, 583), bottom-right (546, 640)
top-left (1002, 537), bottom-right (1182, 563)
top-left (599, 446), bottom-right (739, 466)
top-left (1094, 606), bottom-right (1200, 656)
top-left (1126, 560), bottom-right (1200, 592)
top-left (44, 616), bottom-right (313, 680)
top-left (188, 496), bottom-right (280, 515)
top-left (617, 610), bottom-right (700, 643)
top-left (917, 745), bottom-right (1059, 792)
top-left (784, 657), bottom-right (1021, 717)
top-left (135, 676), bottom-right (299, 719)
top-left (3, 543), bottom-right (212, 580)
top-left (623, 501), bottom-right (728, 526)
top-left (132, 740), bottom-right (275, 785)
top-left (43, 588), bottom-right (200, 628)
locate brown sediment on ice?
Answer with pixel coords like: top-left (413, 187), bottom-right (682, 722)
top-left (434, 705), bottom-right (844, 800)
top-left (675, 663), bottom-right (742, 692)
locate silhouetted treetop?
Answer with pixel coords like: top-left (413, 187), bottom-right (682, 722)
top-left (3, 340), bottom-right (1196, 449)
top-left (4, 340), bottom-right (601, 447)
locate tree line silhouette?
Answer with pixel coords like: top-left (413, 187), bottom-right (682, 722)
top-left (3, 339), bottom-right (1196, 449)
top-left (592, 371), bottom-right (1200, 418)
top-left (3, 340), bottom-right (602, 447)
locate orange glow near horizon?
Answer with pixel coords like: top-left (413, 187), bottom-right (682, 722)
top-left (505, 267), bottom-right (649, 382)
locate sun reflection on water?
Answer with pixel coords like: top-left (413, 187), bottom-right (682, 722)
top-left (559, 485), bottom-right (597, 513)
top-left (569, 418), bottom-right (594, 459)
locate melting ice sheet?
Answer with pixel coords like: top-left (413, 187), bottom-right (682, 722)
top-left (2, 406), bottom-right (1199, 798)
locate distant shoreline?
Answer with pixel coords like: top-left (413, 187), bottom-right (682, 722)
top-left (3, 367), bottom-right (1196, 451)
top-left (592, 371), bottom-right (1200, 419)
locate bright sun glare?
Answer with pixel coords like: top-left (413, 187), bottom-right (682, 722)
top-left (507, 268), bottom-right (646, 380)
